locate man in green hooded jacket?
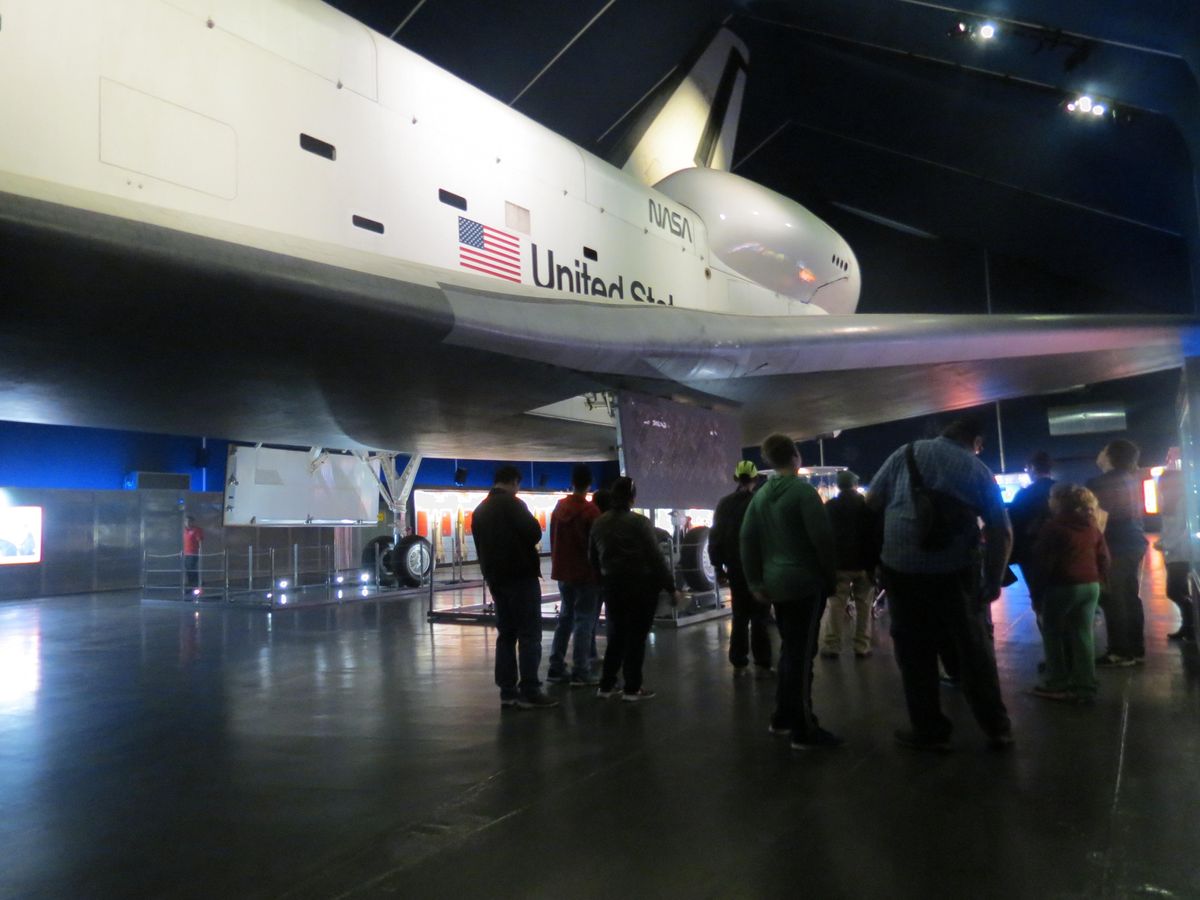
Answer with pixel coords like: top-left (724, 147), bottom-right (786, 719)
top-left (740, 434), bottom-right (839, 750)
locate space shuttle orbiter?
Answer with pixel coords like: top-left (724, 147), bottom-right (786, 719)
top-left (0, 0), bottom-right (1193, 460)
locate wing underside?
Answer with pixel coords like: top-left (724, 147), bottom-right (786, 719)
top-left (2, 188), bottom-right (1196, 459)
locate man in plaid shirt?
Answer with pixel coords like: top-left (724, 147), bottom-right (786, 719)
top-left (868, 418), bottom-right (1013, 752)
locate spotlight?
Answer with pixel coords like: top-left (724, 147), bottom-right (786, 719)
top-left (979, 22), bottom-right (996, 39)
top-left (1065, 94), bottom-right (1116, 120)
top-left (360, 571), bottom-right (371, 583)
top-left (278, 579), bottom-right (289, 589)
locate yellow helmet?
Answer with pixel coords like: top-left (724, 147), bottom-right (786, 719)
top-left (734, 460), bottom-right (758, 481)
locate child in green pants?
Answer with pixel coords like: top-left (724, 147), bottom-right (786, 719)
top-left (1029, 484), bottom-right (1111, 702)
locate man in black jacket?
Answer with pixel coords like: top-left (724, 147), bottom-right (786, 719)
top-left (709, 460), bottom-right (772, 674)
top-left (819, 470), bottom-right (877, 659)
top-left (473, 466), bottom-right (558, 709)
top-left (1008, 451), bottom-right (1055, 617)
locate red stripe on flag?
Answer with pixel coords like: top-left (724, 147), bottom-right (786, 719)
top-left (460, 247), bottom-right (521, 277)
top-left (482, 227), bottom-right (519, 250)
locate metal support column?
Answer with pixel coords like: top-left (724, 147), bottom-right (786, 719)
top-left (1177, 360), bottom-right (1200, 630)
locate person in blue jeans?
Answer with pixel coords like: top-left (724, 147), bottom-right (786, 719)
top-left (473, 466), bottom-right (558, 709)
top-left (1087, 439), bottom-right (1147, 667)
top-left (547, 465), bottom-right (602, 686)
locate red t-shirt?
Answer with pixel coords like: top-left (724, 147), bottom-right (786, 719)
top-left (183, 525), bottom-right (204, 555)
top-left (550, 494), bottom-right (601, 583)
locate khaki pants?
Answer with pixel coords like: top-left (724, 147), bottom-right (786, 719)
top-left (820, 569), bottom-right (873, 654)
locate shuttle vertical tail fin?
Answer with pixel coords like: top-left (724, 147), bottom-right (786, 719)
top-left (612, 27), bottom-right (749, 187)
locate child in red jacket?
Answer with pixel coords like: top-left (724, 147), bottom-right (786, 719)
top-left (1030, 484), bottom-right (1111, 702)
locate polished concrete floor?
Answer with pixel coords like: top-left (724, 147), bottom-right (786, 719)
top-left (1, 553), bottom-right (1198, 900)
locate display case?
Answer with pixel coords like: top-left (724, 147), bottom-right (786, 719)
top-left (412, 489), bottom-right (568, 565)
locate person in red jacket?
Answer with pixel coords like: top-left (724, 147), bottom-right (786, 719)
top-left (183, 515), bottom-right (203, 589)
top-left (1029, 484), bottom-right (1111, 703)
top-left (546, 465), bottom-right (602, 686)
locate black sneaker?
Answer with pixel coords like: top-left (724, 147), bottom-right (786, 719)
top-left (500, 697), bottom-right (520, 708)
top-left (1095, 652), bottom-right (1136, 668)
top-left (516, 693), bottom-right (560, 709)
top-left (894, 729), bottom-right (952, 753)
top-left (767, 722), bottom-right (792, 736)
top-left (545, 671), bottom-right (568, 684)
top-left (791, 727), bottom-right (844, 751)
top-left (569, 674), bottom-right (600, 687)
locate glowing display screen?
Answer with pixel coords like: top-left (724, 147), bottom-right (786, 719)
top-left (0, 506), bottom-right (42, 565)
top-left (996, 473), bottom-right (1031, 505)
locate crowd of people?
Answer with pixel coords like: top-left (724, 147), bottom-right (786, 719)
top-left (469, 419), bottom-right (1191, 752)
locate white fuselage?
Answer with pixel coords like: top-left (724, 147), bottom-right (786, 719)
top-left (0, 0), bottom-right (860, 319)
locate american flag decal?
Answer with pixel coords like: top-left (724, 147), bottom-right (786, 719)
top-left (458, 216), bottom-right (521, 283)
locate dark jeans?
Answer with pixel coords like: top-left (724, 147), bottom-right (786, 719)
top-left (727, 567), bottom-right (772, 668)
top-left (771, 594), bottom-right (824, 742)
top-left (184, 554), bottom-right (199, 588)
top-left (548, 581), bottom-right (599, 677)
top-left (883, 565), bottom-right (1011, 742)
top-left (600, 580), bottom-right (658, 694)
top-left (490, 577), bottom-right (544, 700)
top-left (1100, 551), bottom-right (1145, 658)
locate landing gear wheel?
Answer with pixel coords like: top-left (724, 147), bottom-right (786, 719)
top-left (679, 526), bottom-right (716, 592)
top-left (362, 535), bottom-right (396, 586)
top-left (394, 535), bottom-right (433, 587)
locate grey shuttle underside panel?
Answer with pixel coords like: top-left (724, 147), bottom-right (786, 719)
top-left (1, 190), bottom-right (1196, 459)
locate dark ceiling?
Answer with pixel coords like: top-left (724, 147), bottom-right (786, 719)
top-left (326, 0), bottom-right (1199, 316)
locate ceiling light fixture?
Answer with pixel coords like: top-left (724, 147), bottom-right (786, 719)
top-left (946, 19), bottom-right (997, 42)
top-left (1065, 94), bottom-right (1117, 120)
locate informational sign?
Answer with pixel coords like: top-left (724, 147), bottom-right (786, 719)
top-left (223, 445), bottom-right (380, 526)
top-left (0, 506), bottom-right (42, 565)
top-left (616, 391), bottom-right (743, 510)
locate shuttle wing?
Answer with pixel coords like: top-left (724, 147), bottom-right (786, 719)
top-left (442, 284), bottom-right (1200, 443)
top-left (2, 185), bottom-right (1194, 460)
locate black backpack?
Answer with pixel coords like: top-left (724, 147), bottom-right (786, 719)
top-left (904, 443), bottom-right (979, 551)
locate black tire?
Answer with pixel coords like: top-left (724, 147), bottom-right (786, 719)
top-left (679, 526), bottom-right (716, 592)
top-left (654, 527), bottom-right (673, 556)
top-left (394, 535), bottom-right (433, 587)
top-left (362, 535), bottom-right (395, 585)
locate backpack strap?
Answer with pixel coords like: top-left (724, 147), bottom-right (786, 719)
top-left (904, 442), bottom-right (926, 492)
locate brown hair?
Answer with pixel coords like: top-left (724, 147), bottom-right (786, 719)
top-left (1051, 483), bottom-right (1099, 521)
top-left (761, 434), bottom-right (799, 469)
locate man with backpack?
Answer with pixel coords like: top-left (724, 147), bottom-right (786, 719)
top-left (709, 460), bottom-right (772, 675)
top-left (867, 418), bottom-right (1013, 751)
